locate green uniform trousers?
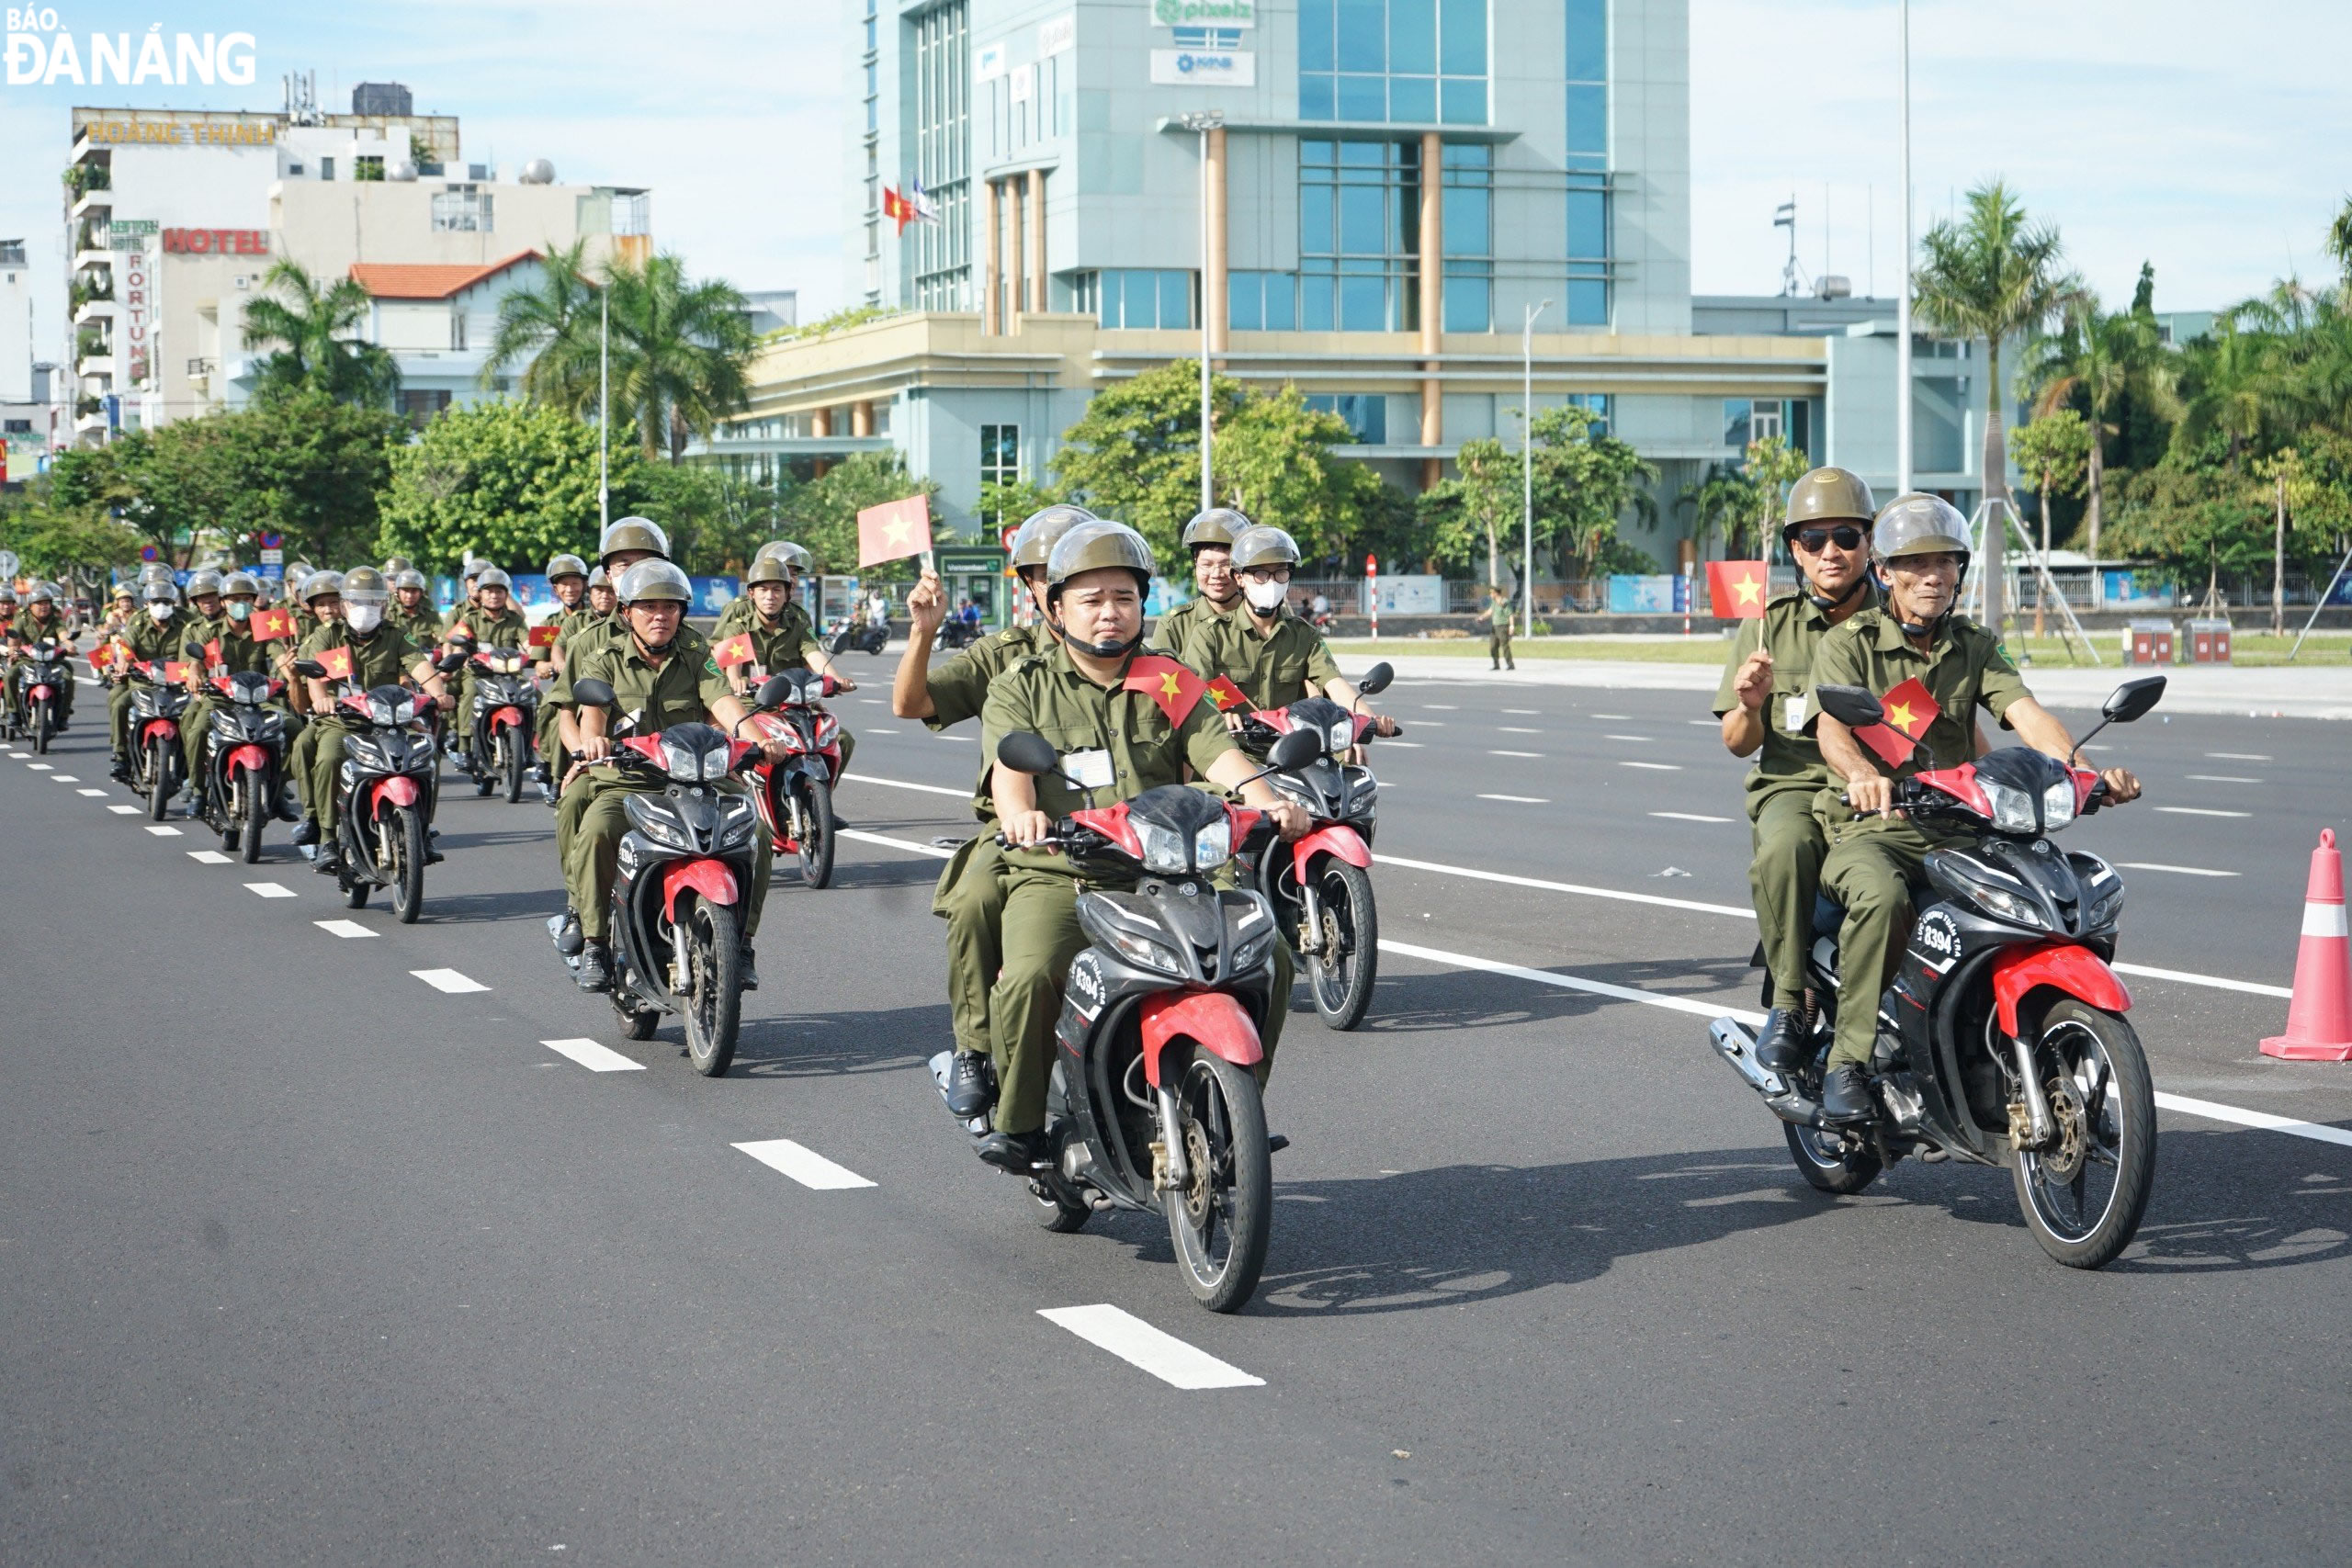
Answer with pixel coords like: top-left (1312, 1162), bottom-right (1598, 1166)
top-left (562, 772), bottom-right (772, 942)
top-left (288, 716), bottom-right (321, 815)
top-left (988, 865), bottom-right (1294, 1138)
top-left (304, 718), bottom-right (361, 832)
top-left (1487, 625), bottom-right (1514, 669)
top-left (535, 695), bottom-right (569, 781)
top-left (107, 679), bottom-right (136, 755)
top-left (1818, 817), bottom-right (1944, 1069)
top-left (933, 833), bottom-right (1007, 1058)
top-left (1748, 789), bottom-right (1830, 1010)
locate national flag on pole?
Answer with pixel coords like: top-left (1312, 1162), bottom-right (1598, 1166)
top-left (163, 660), bottom-right (193, 684)
top-left (316, 646), bottom-right (353, 682)
top-left (857, 493), bottom-right (933, 567)
top-left (1852, 676), bottom-right (1941, 767)
top-left (712, 632), bottom-right (757, 669)
top-left (250, 606), bottom-right (295, 641)
top-left (1204, 673), bottom-right (1250, 713)
top-left (527, 623), bottom-right (560, 650)
top-left (1705, 559), bottom-right (1770, 618)
top-left (1122, 654), bottom-right (1209, 724)
top-left (910, 178), bottom-right (939, 222)
top-left (883, 186), bottom-right (918, 235)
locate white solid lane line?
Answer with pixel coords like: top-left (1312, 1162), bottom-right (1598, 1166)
top-left (542, 1037), bottom-right (647, 1073)
top-left (1651, 811), bottom-right (1734, 824)
top-left (2154, 807), bottom-right (2252, 818)
top-left (734, 1138), bottom-right (876, 1190)
top-left (2154, 1092), bottom-right (2352, 1150)
top-left (1382, 937), bottom-right (1764, 1026)
top-left (76, 788), bottom-right (106, 796)
top-left (2207, 751), bottom-right (2270, 761)
top-left (1382, 739), bottom-right (1425, 748)
top-left (1491, 749), bottom-right (1543, 758)
top-left (144, 825), bottom-right (182, 836)
top-left (2187, 774), bottom-right (2262, 784)
top-left (1037, 1304), bottom-right (1263, 1390)
top-left (1422, 704), bottom-right (1458, 709)
top-left (1589, 713), bottom-right (1631, 720)
top-left (851, 775), bottom-right (973, 798)
top-left (1687, 718), bottom-right (1720, 727)
top-left (1621, 761), bottom-right (1681, 771)
top-left (1503, 708), bottom-right (1542, 715)
top-left (108, 805), bottom-right (140, 815)
top-left (411, 968), bottom-right (491, 994)
top-left (2118, 862), bottom-right (2239, 878)
top-left (838, 826), bottom-right (956, 860)
top-left (1478, 794), bottom-right (1549, 804)
top-left (244, 882), bottom-right (297, 898)
top-left (1372, 852), bottom-right (1754, 918)
top-left (188, 850), bottom-right (232, 864)
top-left (314, 919), bottom-right (376, 939)
top-left (2113, 962), bottom-right (2291, 1000)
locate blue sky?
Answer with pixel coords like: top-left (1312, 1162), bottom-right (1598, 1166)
top-left (6, 1), bottom-right (2347, 365)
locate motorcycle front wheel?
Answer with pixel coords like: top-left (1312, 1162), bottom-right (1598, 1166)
top-left (2012, 1000), bottom-right (2156, 1269)
top-left (795, 775), bottom-right (835, 888)
top-left (681, 897), bottom-right (742, 1077)
top-left (146, 738), bottom-right (171, 819)
top-left (391, 805), bottom-right (427, 924)
top-left (32, 701), bottom-right (50, 754)
top-left (503, 730), bottom-right (527, 803)
top-left (1164, 1046), bottom-right (1272, 1313)
top-left (242, 776), bottom-right (268, 863)
top-left (1303, 857), bottom-right (1379, 1031)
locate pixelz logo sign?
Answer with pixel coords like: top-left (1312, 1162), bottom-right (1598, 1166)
top-left (6, 17), bottom-right (259, 87)
top-left (162, 229), bottom-right (270, 255)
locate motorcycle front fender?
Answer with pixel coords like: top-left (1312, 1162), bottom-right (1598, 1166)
top-left (1989, 941), bottom-right (2132, 1037)
top-left (368, 774), bottom-right (422, 815)
top-left (490, 705), bottom-right (526, 730)
top-left (1292, 823), bottom-right (1372, 879)
top-left (141, 718), bottom-right (180, 743)
top-left (226, 743), bottom-right (272, 775)
top-left (662, 857), bottom-right (741, 922)
top-left (1137, 988), bottom-right (1263, 1089)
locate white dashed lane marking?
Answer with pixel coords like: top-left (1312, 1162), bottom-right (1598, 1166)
top-left (734, 1138), bottom-right (875, 1190)
top-left (76, 788), bottom-right (106, 796)
top-left (1621, 761), bottom-right (1681, 771)
top-left (2154, 807), bottom-right (2252, 818)
top-left (26, 762), bottom-right (51, 771)
top-left (51, 774), bottom-right (78, 782)
top-left (244, 882), bottom-right (297, 898)
top-left (108, 805), bottom-right (141, 815)
top-left (1498, 726), bottom-right (1541, 734)
top-left (1477, 794), bottom-right (1549, 804)
top-left (2207, 752), bottom-right (2270, 761)
top-left (187, 850), bottom-right (232, 864)
top-left (2119, 862), bottom-right (2240, 878)
top-left (144, 825), bottom-right (182, 836)
top-left (1503, 708), bottom-right (1542, 715)
top-left (2187, 774), bottom-right (2262, 784)
top-left (1652, 811), bottom-right (1734, 824)
top-left (412, 968), bottom-right (491, 994)
top-left (1603, 734), bottom-right (1651, 742)
top-left (1037, 1304), bottom-right (1263, 1390)
top-left (541, 1037), bottom-right (646, 1073)
top-left (1491, 750), bottom-right (1543, 758)
top-left (314, 919), bottom-right (376, 939)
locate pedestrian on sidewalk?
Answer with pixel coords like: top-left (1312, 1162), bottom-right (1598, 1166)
top-left (1487, 584), bottom-right (1516, 670)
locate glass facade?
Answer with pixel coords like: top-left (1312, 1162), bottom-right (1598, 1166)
top-left (1442, 143), bottom-right (1492, 332)
top-left (1305, 394), bottom-right (1388, 444)
top-left (1228, 271), bottom-right (1298, 332)
top-left (1297, 0), bottom-right (1489, 125)
top-left (1564, 0), bottom-right (1610, 325)
top-left (1298, 139), bottom-right (1418, 332)
top-left (1724, 398), bottom-right (1813, 459)
top-left (910, 1), bottom-right (971, 311)
top-left (1075, 270), bottom-right (1195, 330)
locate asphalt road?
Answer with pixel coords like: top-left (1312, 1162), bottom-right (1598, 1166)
top-left (5, 662), bottom-right (2350, 1566)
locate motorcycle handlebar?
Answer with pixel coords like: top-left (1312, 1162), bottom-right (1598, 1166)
top-left (992, 816), bottom-right (1090, 852)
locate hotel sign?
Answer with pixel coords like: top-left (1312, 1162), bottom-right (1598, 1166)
top-left (161, 228), bottom-right (270, 255)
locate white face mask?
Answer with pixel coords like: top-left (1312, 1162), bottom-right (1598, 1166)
top-left (148, 603), bottom-right (174, 623)
top-left (345, 604), bottom-right (384, 633)
top-left (227, 601), bottom-right (253, 622)
top-left (1242, 580), bottom-right (1288, 613)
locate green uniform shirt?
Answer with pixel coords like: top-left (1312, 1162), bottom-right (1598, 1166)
top-left (924, 622), bottom-right (1058, 733)
top-left (182, 616), bottom-right (270, 677)
top-left (1711, 583), bottom-right (1883, 816)
top-left (124, 609), bottom-right (185, 665)
top-left (390, 602), bottom-right (444, 647)
top-left (1150, 594), bottom-right (1238, 668)
top-left (1487, 598), bottom-right (1513, 630)
top-left (980, 641), bottom-right (1238, 874)
top-left (1184, 605), bottom-right (1343, 711)
top-left (731, 603), bottom-right (823, 686)
top-left (446, 604), bottom-right (528, 649)
top-left (569, 626), bottom-right (729, 737)
top-left (1810, 607), bottom-right (2031, 783)
top-left (301, 621), bottom-right (425, 692)
top-left (712, 593), bottom-right (763, 640)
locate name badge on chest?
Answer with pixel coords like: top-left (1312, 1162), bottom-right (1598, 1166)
top-left (1782, 692), bottom-right (1808, 732)
top-left (1061, 748), bottom-right (1114, 791)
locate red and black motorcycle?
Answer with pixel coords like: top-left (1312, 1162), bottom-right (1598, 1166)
top-left (1709, 676), bottom-right (2165, 1269)
top-left (8, 637), bottom-right (73, 753)
top-left (742, 667), bottom-right (846, 889)
top-left (295, 660), bottom-right (453, 924)
top-left (194, 669), bottom-right (291, 863)
top-left (122, 660), bottom-right (192, 821)
top-left (452, 637), bottom-right (542, 803)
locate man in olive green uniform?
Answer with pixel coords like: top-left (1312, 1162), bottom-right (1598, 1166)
top-left (1149, 505), bottom-right (1248, 665)
top-left (444, 565), bottom-right (528, 775)
top-left (1807, 494), bottom-right (2143, 1119)
top-left (109, 581), bottom-right (187, 779)
top-left (975, 520), bottom-right (1311, 1171)
top-left (560, 558), bottom-right (779, 991)
top-left (1713, 468), bottom-right (1882, 1070)
top-left (5, 582), bottom-right (78, 732)
top-left (277, 572), bottom-right (344, 814)
top-left (714, 539), bottom-right (812, 642)
top-left (1486, 585), bottom-right (1516, 670)
top-left (1187, 524), bottom-right (1399, 730)
top-left (292, 567), bottom-right (451, 870)
top-left (179, 571), bottom-right (276, 807)
top-left (388, 568), bottom-right (442, 647)
top-left (723, 549), bottom-right (860, 769)
top-left (441, 558), bottom-right (488, 634)
top-left (528, 554), bottom-right (594, 798)
top-left (890, 504), bottom-right (1091, 1119)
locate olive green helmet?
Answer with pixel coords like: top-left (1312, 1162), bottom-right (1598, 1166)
top-left (141, 580), bottom-right (180, 604)
top-left (340, 566), bottom-right (390, 606)
top-left (284, 560), bottom-right (313, 584)
top-left (1873, 492), bottom-right (1973, 564)
top-left (299, 570), bottom-right (344, 604)
top-left (460, 556), bottom-right (488, 582)
top-left (1782, 467), bottom-right (1877, 535)
top-left (752, 539), bottom-right (816, 576)
top-left (1046, 519), bottom-right (1156, 597)
top-left (392, 568), bottom-right (427, 592)
top-left (1228, 524), bottom-right (1301, 574)
top-left (24, 581), bottom-right (56, 605)
top-left (1011, 504), bottom-right (1097, 573)
top-left (586, 565), bottom-right (609, 590)
top-left (475, 566), bottom-right (513, 592)
top-left (743, 554), bottom-right (795, 588)
top-left (599, 515), bottom-right (671, 566)
top-left (616, 558), bottom-right (693, 604)
top-left (1181, 506), bottom-right (1253, 551)
top-left (545, 553), bottom-right (589, 582)
top-left (381, 554), bottom-right (413, 576)
top-left (221, 571), bottom-right (260, 598)
top-left (184, 569), bottom-right (224, 600)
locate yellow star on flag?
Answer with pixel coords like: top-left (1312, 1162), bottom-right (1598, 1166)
top-left (885, 516), bottom-right (918, 547)
top-left (1732, 572), bottom-right (1763, 605)
top-left (1159, 671), bottom-right (1182, 699)
top-left (1885, 700), bottom-right (1917, 734)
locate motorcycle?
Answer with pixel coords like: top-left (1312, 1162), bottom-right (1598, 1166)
top-left (195, 670), bottom-right (291, 863)
top-left (826, 617), bottom-right (889, 658)
top-left (11, 637), bottom-right (72, 753)
top-left (295, 659), bottom-right (453, 925)
top-left (123, 663), bottom-right (191, 821)
top-left (1234, 660), bottom-right (1396, 1031)
top-left (458, 642), bottom-right (542, 803)
top-left (558, 675), bottom-right (772, 1076)
top-left (1707, 675), bottom-right (2166, 1269)
top-left (937, 615), bottom-right (983, 651)
top-left (743, 667), bottom-right (846, 889)
top-left (936, 726), bottom-right (1323, 1313)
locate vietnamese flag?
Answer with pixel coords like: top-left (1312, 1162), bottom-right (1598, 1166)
top-left (316, 646), bottom-right (354, 682)
top-left (250, 606), bottom-right (295, 641)
top-left (1852, 677), bottom-right (1941, 767)
top-left (856, 493), bottom-right (933, 567)
top-left (203, 637), bottom-right (223, 672)
top-left (882, 186), bottom-right (917, 235)
top-left (1123, 654), bottom-right (1209, 723)
top-left (1204, 673), bottom-right (1250, 713)
top-left (164, 660), bottom-right (194, 684)
top-left (527, 623), bottom-right (560, 650)
top-left (1706, 559), bottom-right (1770, 618)
top-left (712, 632), bottom-right (756, 668)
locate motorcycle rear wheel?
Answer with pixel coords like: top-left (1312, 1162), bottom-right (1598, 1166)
top-left (613, 981), bottom-right (662, 1041)
top-left (2012, 1000), bottom-right (2155, 1269)
top-left (1304, 858), bottom-right (1378, 1031)
top-left (796, 775), bottom-right (835, 888)
top-left (343, 873), bottom-right (369, 909)
top-left (681, 897), bottom-right (741, 1077)
top-left (1164, 1047), bottom-right (1272, 1313)
top-left (391, 806), bottom-right (427, 924)
top-left (241, 777), bottom-right (267, 863)
top-left (146, 738), bottom-right (171, 819)
top-left (503, 731), bottom-right (527, 803)
top-left (1783, 1121), bottom-right (1883, 1195)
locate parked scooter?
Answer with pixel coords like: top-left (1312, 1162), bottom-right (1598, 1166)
top-left (1707, 676), bottom-right (2165, 1269)
top-left (826, 618), bottom-right (889, 658)
top-left (194, 670), bottom-right (291, 863)
top-left (743, 667), bottom-right (846, 888)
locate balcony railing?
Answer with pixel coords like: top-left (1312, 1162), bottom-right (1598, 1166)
top-left (187, 357), bottom-right (217, 378)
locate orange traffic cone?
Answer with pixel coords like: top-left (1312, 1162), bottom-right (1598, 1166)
top-left (2262, 829), bottom-right (2352, 1062)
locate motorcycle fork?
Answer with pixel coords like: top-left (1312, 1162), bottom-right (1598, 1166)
top-left (1151, 1080), bottom-right (1190, 1191)
top-left (2007, 1035), bottom-right (2057, 1148)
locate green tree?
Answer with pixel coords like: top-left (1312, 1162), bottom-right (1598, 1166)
top-left (378, 399), bottom-right (650, 573)
top-left (976, 477), bottom-right (1057, 543)
top-left (1415, 438), bottom-right (1521, 587)
top-left (1677, 463), bottom-right (1758, 562)
top-left (0, 469), bottom-right (144, 591)
top-left (482, 240), bottom-right (600, 406)
top-left (2009, 408), bottom-right (2092, 634)
top-left (776, 452), bottom-right (944, 579)
top-left (1912, 178), bottom-right (2084, 629)
top-left (241, 259), bottom-right (401, 407)
top-left (1418, 404), bottom-right (1656, 584)
top-left (2025, 296), bottom-right (2180, 558)
top-left (1738, 434), bottom-right (1808, 558)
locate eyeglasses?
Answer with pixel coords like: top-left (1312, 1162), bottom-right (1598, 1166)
top-left (1790, 525), bottom-right (1867, 553)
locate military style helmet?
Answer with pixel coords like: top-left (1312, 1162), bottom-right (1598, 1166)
top-left (393, 568), bottom-right (427, 592)
top-left (185, 569), bottom-right (224, 599)
top-left (599, 515), bottom-right (672, 565)
top-left (545, 553), bottom-right (589, 581)
top-left (25, 581), bottom-right (57, 604)
top-left (381, 554), bottom-right (413, 576)
top-left (142, 580), bottom-right (181, 604)
top-left (111, 582), bottom-right (135, 601)
top-left (1012, 504), bottom-right (1097, 573)
top-left (1783, 467), bottom-right (1877, 535)
top-left (1228, 524), bottom-right (1302, 574)
top-left (0, 583), bottom-right (16, 604)
top-left (221, 571), bottom-right (260, 598)
top-left (616, 558), bottom-right (693, 604)
top-left (1873, 492), bottom-right (1973, 564)
top-left (587, 565), bottom-right (609, 590)
top-left (475, 566), bottom-right (514, 591)
top-left (255, 579), bottom-right (278, 605)
top-left (743, 554), bottom-right (795, 587)
top-left (340, 565), bottom-right (390, 606)
top-left (299, 570), bottom-right (345, 604)
top-left (752, 539), bottom-right (816, 576)
top-left (285, 560), bottom-right (313, 584)
top-left (460, 556), bottom-right (487, 581)
top-left (1181, 506), bottom-right (1254, 551)
top-left (1046, 519), bottom-right (1156, 596)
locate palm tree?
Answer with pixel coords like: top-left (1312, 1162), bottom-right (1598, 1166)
top-left (1912, 179), bottom-right (2084, 630)
top-left (2027, 298), bottom-right (2180, 559)
top-left (481, 239), bottom-right (600, 405)
top-left (241, 259), bottom-right (401, 407)
top-left (2326, 195), bottom-right (2352, 288)
top-left (600, 253), bottom-right (755, 462)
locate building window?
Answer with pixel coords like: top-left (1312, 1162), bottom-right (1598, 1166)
top-left (1299, 140), bottom-right (1420, 333)
top-left (1082, 270), bottom-right (1194, 330)
top-left (1565, 0), bottom-right (1611, 326)
top-left (431, 186), bottom-right (493, 233)
top-left (979, 423), bottom-right (1021, 490)
top-left (356, 154), bottom-right (385, 181)
top-left (1305, 393), bottom-right (1387, 444)
top-left (1228, 271), bottom-right (1298, 332)
top-left (1724, 398), bottom-right (1811, 457)
top-left (1442, 143), bottom-right (1493, 332)
top-left (1298, 0), bottom-right (1488, 125)
top-left (1563, 391), bottom-right (1611, 437)
top-left (450, 311), bottom-right (468, 351)
top-left (399, 389), bottom-right (452, 429)
top-left (319, 157), bottom-right (334, 181)
top-left (911, 1), bottom-right (972, 310)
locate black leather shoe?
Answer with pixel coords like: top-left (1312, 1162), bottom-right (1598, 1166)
top-left (109, 755), bottom-right (131, 782)
top-left (576, 941), bottom-right (612, 993)
top-left (552, 910), bottom-right (584, 957)
top-left (1755, 1008), bottom-right (1807, 1072)
top-left (290, 816), bottom-right (320, 847)
top-left (1821, 1065), bottom-right (1875, 1122)
top-left (976, 1130), bottom-right (1046, 1173)
top-left (944, 1052), bottom-right (994, 1120)
top-left (738, 952), bottom-right (759, 992)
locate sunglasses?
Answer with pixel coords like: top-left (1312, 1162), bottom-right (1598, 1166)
top-left (1790, 525), bottom-right (1867, 553)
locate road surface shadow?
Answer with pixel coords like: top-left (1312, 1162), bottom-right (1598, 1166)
top-left (1354, 953), bottom-right (1760, 1033)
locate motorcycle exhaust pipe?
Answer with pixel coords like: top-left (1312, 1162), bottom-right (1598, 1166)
top-left (1708, 1017), bottom-right (1832, 1131)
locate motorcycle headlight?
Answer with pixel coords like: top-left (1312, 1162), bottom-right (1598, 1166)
top-left (1102, 922), bottom-right (1186, 976)
top-left (1193, 818), bottom-right (1231, 872)
top-left (1135, 818), bottom-right (1189, 875)
top-left (2041, 777), bottom-right (2076, 831)
top-left (662, 739), bottom-right (704, 783)
top-left (1981, 779), bottom-right (2039, 834)
top-left (702, 746), bottom-right (731, 781)
top-left (2077, 855), bottom-right (2124, 929)
top-left (716, 798), bottom-right (758, 850)
top-left (1328, 718), bottom-right (1352, 752)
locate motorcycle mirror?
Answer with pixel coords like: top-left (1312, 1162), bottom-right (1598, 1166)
top-left (753, 673), bottom-right (793, 711)
top-left (2101, 675), bottom-right (2165, 723)
top-left (435, 651), bottom-right (469, 674)
top-left (1269, 727), bottom-right (1325, 771)
top-left (995, 732), bottom-right (1061, 777)
top-left (1813, 682), bottom-right (1885, 729)
top-left (1355, 661), bottom-right (1394, 696)
top-left (291, 659), bottom-right (328, 680)
top-left (571, 678), bottom-right (617, 708)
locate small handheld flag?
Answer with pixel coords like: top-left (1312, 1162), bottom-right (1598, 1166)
top-left (857, 494), bottom-right (933, 568)
top-left (527, 623), bottom-right (560, 650)
top-left (712, 632), bottom-right (757, 668)
top-left (164, 660), bottom-right (194, 683)
top-left (317, 646), bottom-right (354, 682)
top-left (1122, 654), bottom-right (1209, 723)
top-left (1204, 673), bottom-right (1250, 713)
top-left (1852, 677), bottom-right (1941, 767)
top-left (250, 606), bottom-right (295, 641)
top-left (1705, 560), bottom-right (1770, 618)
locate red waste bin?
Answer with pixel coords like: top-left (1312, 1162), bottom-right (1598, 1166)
top-left (2187, 617), bottom-right (2232, 664)
top-left (2127, 619), bottom-right (2174, 666)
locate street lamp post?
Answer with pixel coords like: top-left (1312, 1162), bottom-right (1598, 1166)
top-left (598, 283), bottom-right (611, 530)
top-left (1177, 109), bottom-right (1225, 513)
top-left (1895, 0), bottom-right (1914, 493)
top-left (1521, 298), bottom-right (1551, 640)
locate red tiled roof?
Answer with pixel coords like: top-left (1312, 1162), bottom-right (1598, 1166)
top-left (349, 249), bottom-right (543, 300)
